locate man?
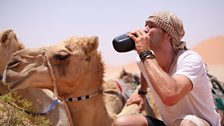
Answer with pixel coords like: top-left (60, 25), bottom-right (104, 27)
top-left (113, 11), bottom-right (221, 126)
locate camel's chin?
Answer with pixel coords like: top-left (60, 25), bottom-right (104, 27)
top-left (0, 81), bottom-right (10, 95)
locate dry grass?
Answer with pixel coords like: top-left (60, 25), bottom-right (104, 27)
top-left (0, 92), bottom-right (52, 126)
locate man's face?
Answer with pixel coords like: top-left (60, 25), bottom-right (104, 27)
top-left (145, 22), bottom-right (168, 48)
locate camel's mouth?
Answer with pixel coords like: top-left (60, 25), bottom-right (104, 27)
top-left (8, 77), bottom-right (28, 90)
top-left (0, 73), bottom-right (25, 94)
top-left (1, 75), bottom-right (28, 91)
top-left (1, 69), bottom-right (31, 91)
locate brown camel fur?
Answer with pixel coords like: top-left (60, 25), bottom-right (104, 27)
top-left (0, 29), bottom-right (24, 74)
top-left (0, 29), bottom-right (69, 126)
top-left (1, 36), bottom-right (152, 126)
top-left (0, 29), bottom-right (24, 93)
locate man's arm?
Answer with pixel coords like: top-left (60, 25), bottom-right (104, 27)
top-left (139, 73), bottom-right (148, 93)
top-left (126, 73), bottom-right (148, 112)
top-left (142, 58), bottom-right (193, 106)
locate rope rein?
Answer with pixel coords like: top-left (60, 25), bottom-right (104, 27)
top-left (41, 48), bottom-right (74, 126)
top-left (41, 48), bottom-right (102, 126)
top-left (41, 48), bottom-right (58, 98)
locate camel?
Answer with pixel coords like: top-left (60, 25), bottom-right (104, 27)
top-left (0, 29), bottom-right (69, 126)
top-left (0, 29), bottom-right (25, 93)
top-left (0, 29), bottom-right (24, 75)
top-left (207, 73), bottom-right (224, 125)
top-left (1, 36), bottom-right (155, 126)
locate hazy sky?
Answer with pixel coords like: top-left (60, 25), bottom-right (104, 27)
top-left (1, 0), bottom-right (224, 66)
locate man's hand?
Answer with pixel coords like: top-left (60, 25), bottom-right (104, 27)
top-left (126, 92), bottom-right (146, 112)
top-left (128, 29), bottom-right (151, 54)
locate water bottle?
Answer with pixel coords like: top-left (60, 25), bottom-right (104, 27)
top-left (112, 33), bottom-right (135, 53)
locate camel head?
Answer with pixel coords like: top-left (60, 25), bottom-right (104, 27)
top-left (2, 36), bottom-right (104, 98)
top-left (0, 29), bottom-right (24, 74)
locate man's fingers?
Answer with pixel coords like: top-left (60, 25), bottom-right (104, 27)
top-left (128, 33), bottom-right (136, 41)
top-left (138, 101), bottom-right (144, 112)
top-left (126, 98), bottom-right (140, 106)
top-left (126, 99), bottom-right (135, 106)
top-left (126, 99), bottom-right (131, 106)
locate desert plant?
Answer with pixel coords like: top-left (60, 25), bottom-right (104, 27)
top-left (0, 92), bottom-right (52, 126)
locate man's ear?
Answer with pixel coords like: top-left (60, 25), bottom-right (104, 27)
top-left (164, 33), bottom-right (172, 43)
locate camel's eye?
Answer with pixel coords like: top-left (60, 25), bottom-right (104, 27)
top-left (7, 59), bottom-right (20, 69)
top-left (54, 51), bottom-right (70, 61)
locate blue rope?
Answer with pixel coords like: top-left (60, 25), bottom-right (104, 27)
top-left (45, 99), bottom-right (59, 114)
top-left (24, 98), bottom-right (59, 115)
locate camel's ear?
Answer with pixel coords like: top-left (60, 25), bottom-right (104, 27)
top-left (82, 36), bottom-right (99, 55)
top-left (0, 29), bottom-right (16, 45)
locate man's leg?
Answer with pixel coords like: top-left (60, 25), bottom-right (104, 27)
top-left (112, 115), bottom-right (165, 126)
top-left (172, 115), bottom-right (210, 126)
top-left (112, 115), bottom-right (149, 126)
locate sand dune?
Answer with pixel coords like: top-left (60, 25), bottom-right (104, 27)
top-left (105, 36), bottom-right (224, 81)
top-left (192, 36), bottom-right (224, 65)
top-left (192, 36), bottom-right (224, 81)
top-left (104, 62), bottom-right (139, 80)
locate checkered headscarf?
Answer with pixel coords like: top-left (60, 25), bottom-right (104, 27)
top-left (146, 11), bottom-right (187, 53)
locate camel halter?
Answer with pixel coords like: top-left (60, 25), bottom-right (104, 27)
top-left (65, 91), bottom-right (101, 102)
top-left (41, 48), bottom-right (74, 126)
top-left (41, 48), bottom-right (58, 98)
top-left (41, 48), bottom-right (102, 125)
top-left (41, 48), bottom-right (102, 102)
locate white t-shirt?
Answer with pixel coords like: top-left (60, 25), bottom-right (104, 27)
top-left (136, 50), bottom-right (221, 126)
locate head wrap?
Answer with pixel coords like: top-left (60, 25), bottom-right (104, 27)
top-left (146, 11), bottom-right (186, 53)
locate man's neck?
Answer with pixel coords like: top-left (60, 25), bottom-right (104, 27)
top-left (154, 46), bottom-right (175, 73)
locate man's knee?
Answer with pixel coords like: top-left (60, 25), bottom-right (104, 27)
top-left (172, 119), bottom-right (197, 126)
top-left (112, 116), bottom-right (129, 126)
top-left (172, 115), bottom-right (210, 126)
top-left (112, 115), bottom-right (149, 126)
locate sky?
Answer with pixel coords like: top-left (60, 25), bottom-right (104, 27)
top-left (1, 0), bottom-right (224, 66)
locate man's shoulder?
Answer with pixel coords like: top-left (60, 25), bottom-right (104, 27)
top-left (175, 49), bottom-right (206, 70)
top-left (179, 49), bottom-right (200, 56)
top-left (178, 50), bottom-right (203, 61)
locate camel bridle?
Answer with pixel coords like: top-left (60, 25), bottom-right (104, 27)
top-left (41, 48), bottom-right (74, 126)
top-left (41, 48), bottom-right (102, 126)
top-left (41, 48), bottom-right (59, 98)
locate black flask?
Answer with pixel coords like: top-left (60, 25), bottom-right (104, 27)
top-left (112, 33), bottom-right (135, 52)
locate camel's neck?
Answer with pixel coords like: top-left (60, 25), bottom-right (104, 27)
top-left (57, 57), bottom-right (104, 98)
top-left (55, 54), bottom-right (109, 125)
top-left (58, 78), bottom-right (103, 99)
top-left (66, 93), bottom-right (114, 126)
